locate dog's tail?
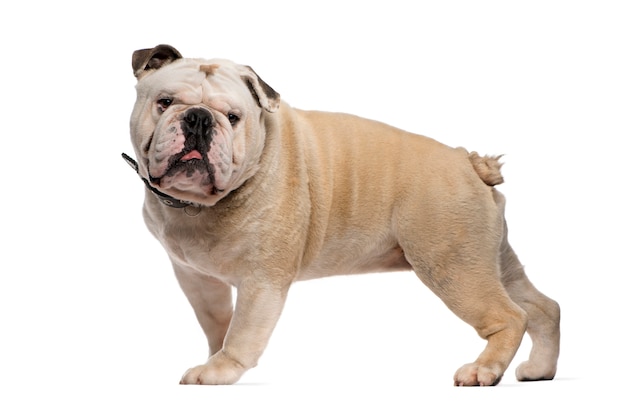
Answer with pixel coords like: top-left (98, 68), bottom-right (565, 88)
top-left (468, 152), bottom-right (504, 186)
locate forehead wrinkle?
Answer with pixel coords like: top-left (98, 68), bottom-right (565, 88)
top-left (169, 68), bottom-right (207, 104)
top-left (139, 65), bottom-right (206, 104)
top-left (200, 73), bottom-right (235, 107)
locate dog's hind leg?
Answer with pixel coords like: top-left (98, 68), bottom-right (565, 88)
top-left (497, 196), bottom-right (561, 381)
top-left (409, 249), bottom-right (528, 386)
top-left (398, 200), bottom-right (527, 386)
top-left (471, 154), bottom-right (560, 381)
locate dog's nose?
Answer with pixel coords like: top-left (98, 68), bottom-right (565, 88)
top-left (183, 108), bottom-right (214, 139)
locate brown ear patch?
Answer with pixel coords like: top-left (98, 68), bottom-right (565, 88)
top-left (132, 44), bottom-right (183, 79)
top-left (241, 65), bottom-right (280, 113)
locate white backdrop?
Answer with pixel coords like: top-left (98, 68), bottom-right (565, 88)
top-left (1, 1), bottom-right (624, 403)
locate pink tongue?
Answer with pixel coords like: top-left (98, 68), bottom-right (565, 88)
top-left (181, 150), bottom-right (202, 161)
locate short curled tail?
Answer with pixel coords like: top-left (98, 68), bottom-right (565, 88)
top-left (468, 152), bottom-right (504, 186)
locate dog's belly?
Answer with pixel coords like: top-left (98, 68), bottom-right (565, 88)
top-left (297, 242), bottom-right (412, 281)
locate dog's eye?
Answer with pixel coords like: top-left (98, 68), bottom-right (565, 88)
top-left (157, 98), bottom-right (173, 112)
top-left (228, 113), bottom-right (240, 126)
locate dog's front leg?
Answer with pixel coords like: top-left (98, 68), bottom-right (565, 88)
top-left (179, 274), bottom-right (290, 385)
top-left (174, 266), bottom-right (234, 357)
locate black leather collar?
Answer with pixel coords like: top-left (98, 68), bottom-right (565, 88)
top-left (122, 153), bottom-right (197, 209)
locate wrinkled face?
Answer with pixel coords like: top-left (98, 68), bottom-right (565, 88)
top-left (130, 59), bottom-right (270, 206)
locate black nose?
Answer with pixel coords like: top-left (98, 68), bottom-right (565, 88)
top-left (183, 108), bottom-right (213, 138)
top-left (182, 108), bottom-right (214, 150)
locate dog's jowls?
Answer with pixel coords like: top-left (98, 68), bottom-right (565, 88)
top-left (126, 44), bottom-right (560, 386)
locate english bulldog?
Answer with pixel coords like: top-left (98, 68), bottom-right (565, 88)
top-left (124, 44), bottom-right (560, 386)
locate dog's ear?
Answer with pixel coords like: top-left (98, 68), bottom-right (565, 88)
top-left (132, 44), bottom-right (183, 80)
top-left (240, 66), bottom-right (280, 113)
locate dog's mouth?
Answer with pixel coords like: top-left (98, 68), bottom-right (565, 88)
top-left (149, 148), bottom-right (218, 190)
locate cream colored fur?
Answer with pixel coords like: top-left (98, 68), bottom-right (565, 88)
top-left (128, 45), bottom-right (560, 386)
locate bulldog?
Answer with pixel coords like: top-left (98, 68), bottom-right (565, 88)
top-left (124, 44), bottom-right (560, 386)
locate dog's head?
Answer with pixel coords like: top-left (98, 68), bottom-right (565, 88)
top-left (129, 45), bottom-right (280, 207)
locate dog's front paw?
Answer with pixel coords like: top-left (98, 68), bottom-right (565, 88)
top-left (180, 351), bottom-right (246, 385)
top-left (454, 363), bottom-right (502, 386)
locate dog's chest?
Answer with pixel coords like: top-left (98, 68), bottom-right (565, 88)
top-left (160, 229), bottom-right (245, 281)
top-left (146, 209), bottom-right (247, 283)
